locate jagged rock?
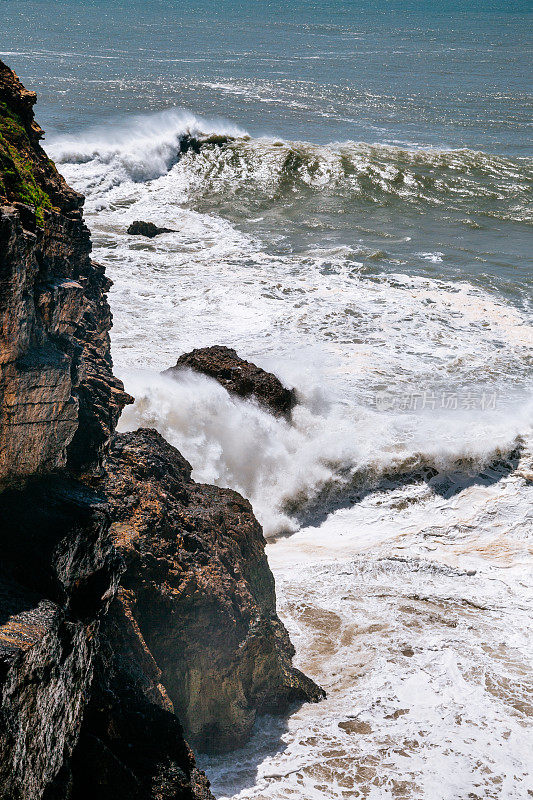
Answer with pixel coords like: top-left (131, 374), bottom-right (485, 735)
top-left (69, 592), bottom-right (214, 800)
top-left (88, 428), bottom-right (324, 753)
top-left (126, 221), bottom-right (176, 238)
top-left (0, 62), bottom-right (80, 214)
top-left (0, 60), bottom-right (132, 486)
top-left (166, 345), bottom-right (297, 418)
top-left (0, 477), bottom-right (121, 800)
top-left (0, 62), bottom-right (211, 800)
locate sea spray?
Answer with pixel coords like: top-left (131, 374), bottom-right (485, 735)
top-left (48, 107), bottom-right (247, 186)
top-left (118, 368), bottom-right (530, 536)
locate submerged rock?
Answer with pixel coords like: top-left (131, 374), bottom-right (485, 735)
top-left (166, 345), bottom-right (297, 418)
top-left (126, 220), bottom-right (177, 237)
top-left (90, 428), bottom-right (324, 753)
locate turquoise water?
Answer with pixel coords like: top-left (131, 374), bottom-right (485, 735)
top-left (2, 4), bottom-right (532, 798)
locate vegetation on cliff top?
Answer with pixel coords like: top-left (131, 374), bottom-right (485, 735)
top-left (0, 100), bottom-right (52, 226)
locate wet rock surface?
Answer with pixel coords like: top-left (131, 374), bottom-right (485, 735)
top-left (177, 132), bottom-right (234, 157)
top-left (90, 428), bottom-right (324, 753)
top-left (167, 345), bottom-right (297, 418)
top-left (126, 220), bottom-right (177, 238)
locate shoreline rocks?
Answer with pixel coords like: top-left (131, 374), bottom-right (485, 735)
top-left (0, 61), bottom-right (211, 799)
top-left (0, 476), bottom-right (122, 800)
top-left (0, 60), bottom-right (323, 797)
top-left (88, 428), bottom-right (324, 753)
top-left (166, 345), bottom-right (297, 418)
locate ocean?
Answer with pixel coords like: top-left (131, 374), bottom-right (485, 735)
top-left (2, 1), bottom-right (532, 797)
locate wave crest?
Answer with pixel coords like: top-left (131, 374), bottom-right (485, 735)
top-left (47, 108), bottom-right (248, 183)
top-left (49, 108), bottom-right (532, 223)
top-left (173, 137), bottom-right (533, 222)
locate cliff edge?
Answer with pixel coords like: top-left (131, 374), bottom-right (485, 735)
top-left (0, 59), bottom-right (131, 484)
top-left (0, 61), bottom-right (211, 799)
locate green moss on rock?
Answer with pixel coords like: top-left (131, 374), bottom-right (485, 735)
top-left (0, 100), bottom-right (52, 226)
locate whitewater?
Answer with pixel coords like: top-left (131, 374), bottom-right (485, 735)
top-left (49, 107), bottom-right (532, 800)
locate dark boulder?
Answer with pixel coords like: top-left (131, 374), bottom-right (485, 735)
top-left (166, 345), bottom-right (297, 418)
top-left (126, 221), bottom-right (176, 238)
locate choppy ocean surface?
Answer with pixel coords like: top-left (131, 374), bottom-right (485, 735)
top-left (3, 2), bottom-right (532, 797)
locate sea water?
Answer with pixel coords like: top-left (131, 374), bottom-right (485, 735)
top-left (2, 2), bottom-right (532, 797)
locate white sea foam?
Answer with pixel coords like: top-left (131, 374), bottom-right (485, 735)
top-left (48, 107), bottom-right (247, 186)
top-left (201, 445), bottom-right (533, 798)
top-left (201, 541), bottom-right (533, 799)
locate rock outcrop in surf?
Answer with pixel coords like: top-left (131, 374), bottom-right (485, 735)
top-left (126, 220), bottom-right (177, 237)
top-left (167, 345), bottom-right (297, 418)
top-left (86, 428), bottom-right (324, 754)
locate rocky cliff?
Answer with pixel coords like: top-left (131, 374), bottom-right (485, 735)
top-left (0, 61), bottom-right (322, 799)
top-left (0, 61), bottom-right (213, 799)
top-left (0, 60), bottom-right (131, 483)
top-left (0, 58), bottom-right (134, 799)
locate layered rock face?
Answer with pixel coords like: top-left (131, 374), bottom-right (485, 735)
top-left (0, 59), bottom-right (131, 485)
top-left (86, 428), bottom-right (323, 753)
top-left (0, 62), bottom-right (212, 799)
top-left (167, 345), bottom-right (297, 418)
top-left (0, 60), bottom-right (131, 798)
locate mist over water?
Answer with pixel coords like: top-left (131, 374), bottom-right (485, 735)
top-left (4, 1), bottom-right (532, 796)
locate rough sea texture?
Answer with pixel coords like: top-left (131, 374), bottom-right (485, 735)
top-left (2, 1), bottom-right (532, 797)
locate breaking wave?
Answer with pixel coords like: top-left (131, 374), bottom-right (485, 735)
top-left (48, 108), bottom-right (247, 185)
top-left (49, 108), bottom-right (533, 223)
top-left (118, 368), bottom-right (531, 536)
